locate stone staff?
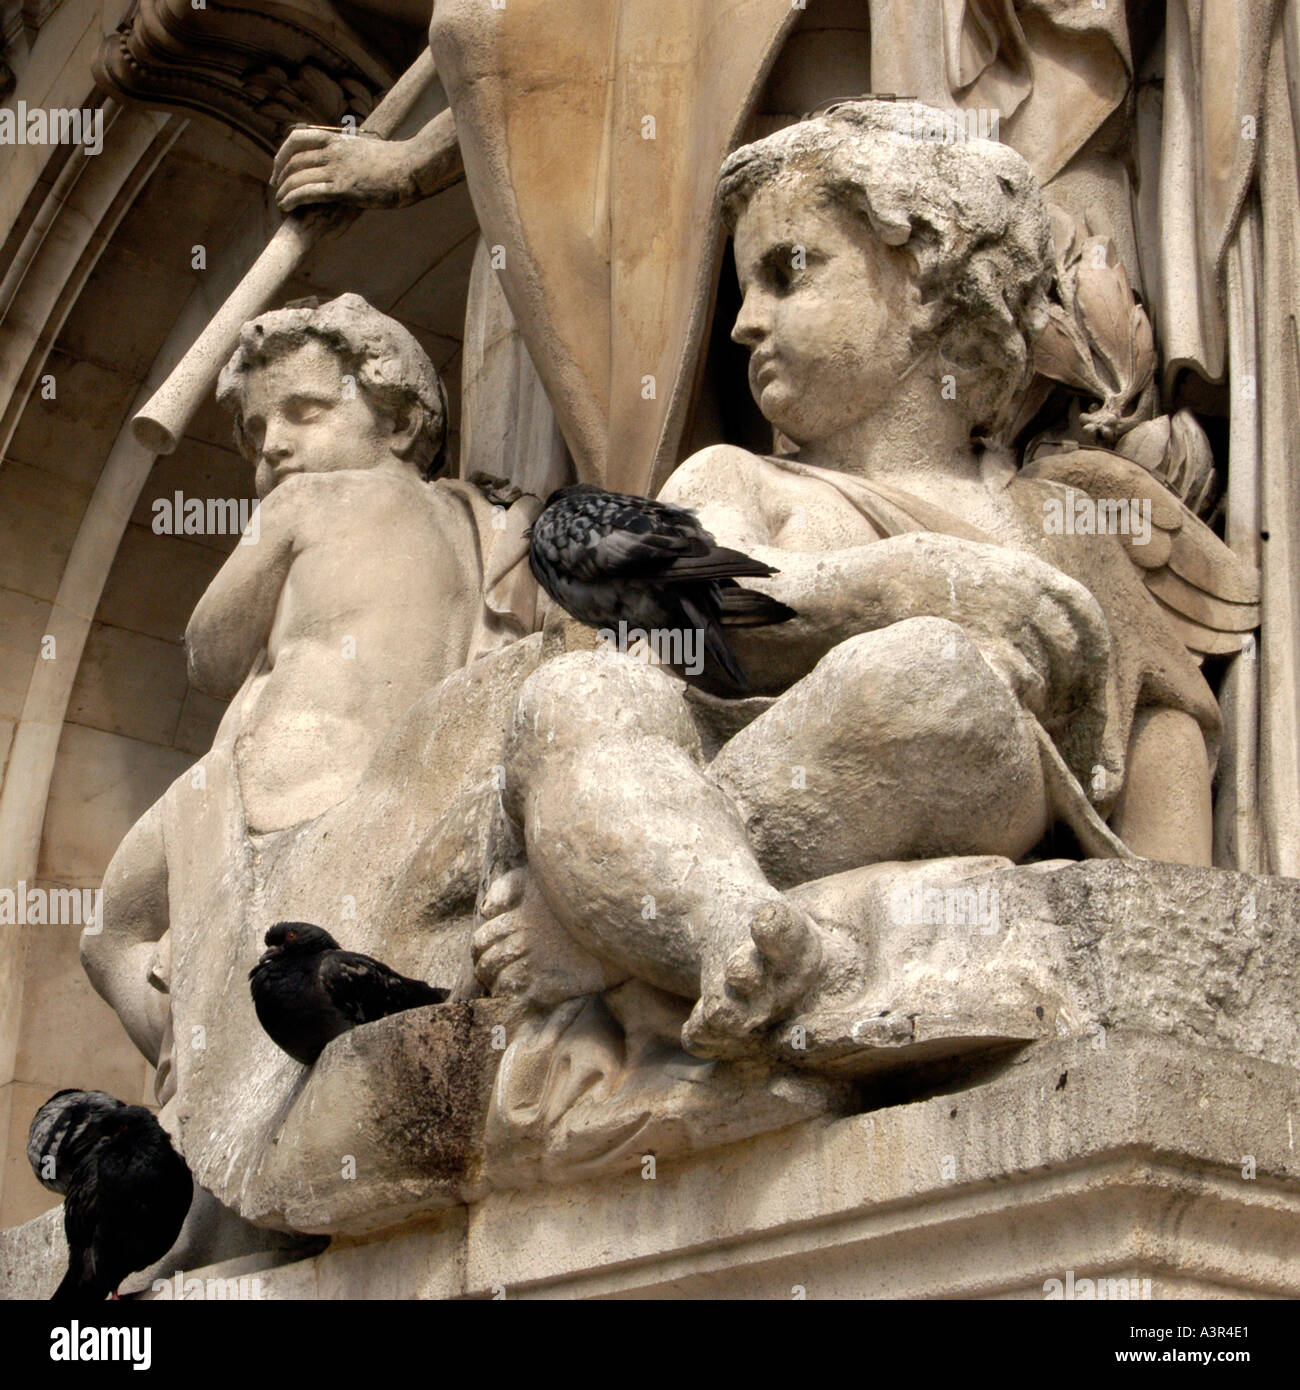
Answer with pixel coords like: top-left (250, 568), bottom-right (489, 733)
top-left (131, 48), bottom-right (439, 455)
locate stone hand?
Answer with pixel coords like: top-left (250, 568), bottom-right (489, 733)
top-left (272, 126), bottom-right (423, 211)
top-left (474, 869), bottom-right (624, 1010)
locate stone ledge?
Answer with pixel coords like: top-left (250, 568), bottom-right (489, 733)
top-left (43, 1032), bottom-right (1287, 1300)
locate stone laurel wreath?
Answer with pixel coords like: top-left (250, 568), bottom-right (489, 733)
top-left (1032, 205), bottom-right (1217, 519)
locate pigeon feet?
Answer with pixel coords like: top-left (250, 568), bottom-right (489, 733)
top-left (682, 898), bottom-right (823, 1060)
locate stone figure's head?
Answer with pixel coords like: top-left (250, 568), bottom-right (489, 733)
top-left (718, 100), bottom-right (1052, 446)
top-left (217, 292), bottom-right (449, 497)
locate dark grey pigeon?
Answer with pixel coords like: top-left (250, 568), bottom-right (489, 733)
top-left (249, 921), bottom-right (449, 1066)
top-left (527, 482), bottom-right (796, 692)
top-left (28, 1092), bottom-right (193, 1303)
top-left (27, 1089), bottom-right (125, 1195)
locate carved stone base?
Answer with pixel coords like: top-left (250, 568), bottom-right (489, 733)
top-left (6, 1032), bottom-right (1297, 1299)
top-left (161, 861), bottom-right (1300, 1235)
top-left (131, 1032), bottom-right (1300, 1299)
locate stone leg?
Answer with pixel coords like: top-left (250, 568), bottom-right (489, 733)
top-left (81, 796), bottom-right (170, 1066)
top-left (504, 619), bottom-right (1048, 1059)
top-left (711, 617), bottom-right (1050, 887)
top-left (504, 649), bottom-right (823, 1056)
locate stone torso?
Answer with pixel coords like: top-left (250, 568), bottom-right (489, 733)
top-left (222, 470), bottom-right (479, 833)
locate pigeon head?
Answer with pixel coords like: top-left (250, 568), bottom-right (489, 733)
top-left (261, 921), bottom-right (339, 957)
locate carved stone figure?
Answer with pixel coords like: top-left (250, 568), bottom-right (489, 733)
top-left (478, 102), bottom-right (1259, 1084)
top-left (82, 294), bottom-right (539, 1222)
top-left (6, 0), bottom-right (1300, 1305)
top-left (255, 0), bottom-right (1297, 873)
top-left (269, 0), bottom-right (1143, 497)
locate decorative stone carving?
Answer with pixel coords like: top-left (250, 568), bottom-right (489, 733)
top-left (48, 4), bottom-right (1295, 1284)
top-left (92, 0), bottom-right (398, 155)
top-left (1034, 207), bottom-right (1158, 447)
top-left (83, 294), bottom-right (541, 1226)
top-left (475, 102), bottom-right (1262, 1126)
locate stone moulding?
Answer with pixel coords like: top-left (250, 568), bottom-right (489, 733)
top-left (5, 1032), bottom-right (1299, 1298)
top-left (92, 0), bottom-right (397, 155)
top-left (163, 859), bottom-right (1300, 1240)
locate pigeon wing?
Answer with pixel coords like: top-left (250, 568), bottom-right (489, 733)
top-left (321, 952), bottom-right (447, 1026)
top-left (677, 589), bottom-right (749, 690)
top-left (592, 509), bottom-right (777, 583)
top-left (55, 1147), bottom-right (110, 1300)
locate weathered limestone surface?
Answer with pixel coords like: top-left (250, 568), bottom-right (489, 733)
top-left (224, 862), bottom-right (1300, 1234)
top-left (4, 0), bottom-right (1299, 1304)
top-left (769, 857), bottom-right (1300, 1074)
top-left (8, 1032), bottom-right (1296, 1299)
top-left (23, 860), bottom-right (1293, 1246)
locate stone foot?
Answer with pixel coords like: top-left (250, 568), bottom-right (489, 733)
top-left (682, 898), bottom-right (823, 1059)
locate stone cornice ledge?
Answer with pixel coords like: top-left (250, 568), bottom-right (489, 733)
top-left (16, 1032), bottom-right (1282, 1300)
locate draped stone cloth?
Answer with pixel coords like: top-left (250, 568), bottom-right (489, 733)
top-left (1158, 0), bottom-right (1280, 386)
top-left (1153, 0), bottom-right (1300, 871)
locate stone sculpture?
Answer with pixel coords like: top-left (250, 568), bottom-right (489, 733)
top-left (2, 0), bottom-right (1297, 1306)
top-left (82, 96), bottom-right (1277, 1237)
top-left (73, 41), bottom-right (1287, 1248)
top-left (263, 0), bottom-right (1299, 873)
top-left (82, 294), bottom-right (540, 1226)
top-left (475, 102), bottom-right (1263, 1119)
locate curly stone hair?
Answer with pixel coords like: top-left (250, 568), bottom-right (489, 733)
top-left (217, 292), bottom-right (449, 479)
top-left (718, 100), bottom-right (1052, 437)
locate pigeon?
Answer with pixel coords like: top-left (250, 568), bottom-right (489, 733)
top-left (249, 921), bottom-right (449, 1066)
top-left (27, 1089), bottom-right (125, 1195)
top-left (527, 482), bottom-right (796, 691)
top-left (27, 1092), bottom-right (193, 1303)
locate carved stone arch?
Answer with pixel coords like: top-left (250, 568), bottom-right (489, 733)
top-left (92, 0), bottom-right (405, 154)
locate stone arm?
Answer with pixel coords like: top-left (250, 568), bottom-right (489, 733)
top-left (272, 107), bottom-right (463, 213)
top-left (661, 450), bottom-right (1109, 718)
top-left (185, 490), bottom-right (296, 699)
top-left (81, 801), bottom-right (171, 1066)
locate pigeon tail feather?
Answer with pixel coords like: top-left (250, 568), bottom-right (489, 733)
top-left (716, 587), bottom-right (798, 627)
top-left (677, 593), bottom-right (750, 691)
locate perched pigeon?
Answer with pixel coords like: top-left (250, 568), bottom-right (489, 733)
top-left (26, 1089), bottom-right (125, 1195)
top-left (527, 482), bottom-right (796, 691)
top-left (27, 1092), bottom-right (192, 1303)
top-left (249, 921), bottom-right (449, 1066)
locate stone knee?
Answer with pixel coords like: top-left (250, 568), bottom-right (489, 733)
top-left (503, 650), bottom-right (702, 823)
top-left (713, 617), bottom-right (1048, 880)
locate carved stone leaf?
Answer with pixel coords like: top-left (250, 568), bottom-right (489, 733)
top-left (1035, 305), bottom-right (1104, 397)
top-left (1075, 238), bottom-right (1135, 397)
top-left (1034, 211), bottom-right (1159, 446)
top-left (1116, 409), bottom-right (1218, 518)
top-left (1130, 302), bottom-right (1156, 390)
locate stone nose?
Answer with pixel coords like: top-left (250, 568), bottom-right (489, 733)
top-left (730, 292), bottom-right (769, 350)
